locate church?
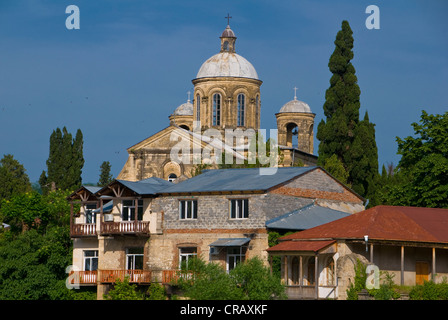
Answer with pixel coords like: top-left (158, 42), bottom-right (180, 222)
top-left (117, 21), bottom-right (317, 182)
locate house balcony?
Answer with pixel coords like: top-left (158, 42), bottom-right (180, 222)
top-left (69, 270), bottom-right (152, 285)
top-left (70, 223), bottom-right (97, 237)
top-left (99, 221), bottom-right (150, 236)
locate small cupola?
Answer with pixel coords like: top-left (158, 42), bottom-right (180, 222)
top-left (220, 15), bottom-right (236, 53)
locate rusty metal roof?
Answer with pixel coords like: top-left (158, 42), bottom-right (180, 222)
top-left (279, 206), bottom-right (448, 244)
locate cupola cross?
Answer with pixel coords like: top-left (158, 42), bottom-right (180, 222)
top-left (225, 13), bottom-right (232, 26)
top-left (293, 87), bottom-right (298, 100)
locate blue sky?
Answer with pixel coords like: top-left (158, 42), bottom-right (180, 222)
top-left (0, 0), bottom-right (447, 184)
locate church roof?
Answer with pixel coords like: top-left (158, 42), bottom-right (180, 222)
top-left (158, 166), bottom-right (317, 194)
top-left (196, 52), bottom-right (259, 80)
top-left (279, 97), bottom-right (312, 113)
top-left (173, 100), bottom-right (193, 116)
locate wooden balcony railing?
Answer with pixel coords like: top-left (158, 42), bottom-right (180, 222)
top-left (100, 270), bottom-right (152, 284)
top-left (69, 271), bottom-right (97, 285)
top-left (70, 223), bottom-right (97, 237)
top-left (100, 221), bottom-right (150, 236)
top-left (162, 270), bottom-right (195, 284)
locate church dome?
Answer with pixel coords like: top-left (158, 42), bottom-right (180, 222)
top-left (279, 97), bottom-right (312, 113)
top-left (196, 53), bottom-right (258, 80)
top-left (173, 100), bottom-right (193, 116)
top-left (195, 24), bottom-right (259, 80)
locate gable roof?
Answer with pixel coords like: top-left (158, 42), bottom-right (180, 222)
top-left (98, 177), bottom-right (173, 197)
top-left (67, 185), bottom-right (102, 201)
top-left (280, 205), bottom-right (448, 244)
top-left (158, 166), bottom-right (317, 194)
top-left (265, 203), bottom-right (351, 231)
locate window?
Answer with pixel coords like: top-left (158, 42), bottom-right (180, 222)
top-left (85, 204), bottom-right (97, 224)
top-left (168, 173), bottom-right (177, 183)
top-left (237, 93), bottom-right (245, 126)
top-left (230, 199), bottom-right (249, 219)
top-left (212, 93), bottom-right (221, 126)
top-left (126, 247), bottom-right (144, 270)
top-left (83, 250), bottom-right (98, 271)
top-left (255, 95), bottom-right (259, 127)
top-left (196, 94), bottom-right (200, 122)
top-left (122, 200), bottom-right (143, 221)
top-left (227, 247), bottom-right (245, 272)
top-left (223, 41), bottom-right (229, 51)
top-left (179, 247), bottom-right (197, 270)
top-left (179, 200), bottom-right (198, 220)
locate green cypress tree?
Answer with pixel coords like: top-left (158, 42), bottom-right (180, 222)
top-left (98, 161), bottom-right (113, 186)
top-left (317, 20), bottom-right (378, 198)
top-left (41, 127), bottom-right (84, 192)
top-left (349, 111), bottom-right (379, 198)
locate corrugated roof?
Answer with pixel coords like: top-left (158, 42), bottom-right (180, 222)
top-left (116, 177), bottom-right (173, 195)
top-left (267, 240), bottom-right (335, 253)
top-left (158, 166), bottom-right (317, 194)
top-left (266, 204), bottom-right (351, 230)
top-left (209, 238), bottom-right (251, 247)
top-left (280, 205), bottom-right (448, 244)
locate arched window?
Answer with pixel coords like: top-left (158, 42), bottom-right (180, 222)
top-left (286, 123), bottom-right (299, 148)
top-left (168, 173), bottom-right (177, 183)
top-left (255, 95), bottom-right (259, 127)
top-left (196, 94), bottom-right (200, 122)
top-left (212, 93), bottom-right (221, 126)
top-left (237, 93), bottom-right (245, 126)
top-left (223, 41), bottom-right (229, 51)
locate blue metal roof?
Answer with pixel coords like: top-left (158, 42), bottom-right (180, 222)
top-left (265, 203), bottom-right (351, 230)
top-left (84, 186), bottom-right (102, 194)
top-left (158, 166), bottom-right (317, 194)
top-left (209, 238), bottom-right (251, 247)
top-left (116, 177), bottom-right (173, 195)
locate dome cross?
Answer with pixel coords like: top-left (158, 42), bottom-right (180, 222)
top-left (225, 13), bottom-right (232, 26)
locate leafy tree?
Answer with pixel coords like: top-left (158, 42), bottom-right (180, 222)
top-left (0, 227), bottom-right (73, 300)
top-left (317, 20), bottom-right (378, 197)
top-left (378, 111), bottom-right (448, 208)
top-left (0, 192), bottom-right (48, 233)
top-left (231, 257), bottom-right (286, 300)
top-left (177, 257), bottom-right (285, 300)
top-left (0, 154), bottom-right (32, 203)
top-left (98, 161), bottom-right (114, 186)
top-left (103, 277), bottom-right (145, 300)
top-left (41, 127), bottom-right (84, 193)
top-left (177, 257), bottom-right (244, 300)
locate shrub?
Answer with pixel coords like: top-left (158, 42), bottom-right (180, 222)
top-left (409, 280), bottom-right (448, 300)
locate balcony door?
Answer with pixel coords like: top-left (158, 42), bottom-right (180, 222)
top-left (126, 248), bottom-right (144, 282)
top-left (122, 200), bottom-right (143, 221)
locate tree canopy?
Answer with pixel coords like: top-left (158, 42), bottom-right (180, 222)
top-left (0, 154), bottom-right (32, 203)
top-left (377, 111), bottom-right (448, 208)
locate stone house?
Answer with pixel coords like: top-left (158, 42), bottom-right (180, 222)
top-left (68, 166), bottom-right (364, 299)
top-left (267, 205), bottom-right (448, 300)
